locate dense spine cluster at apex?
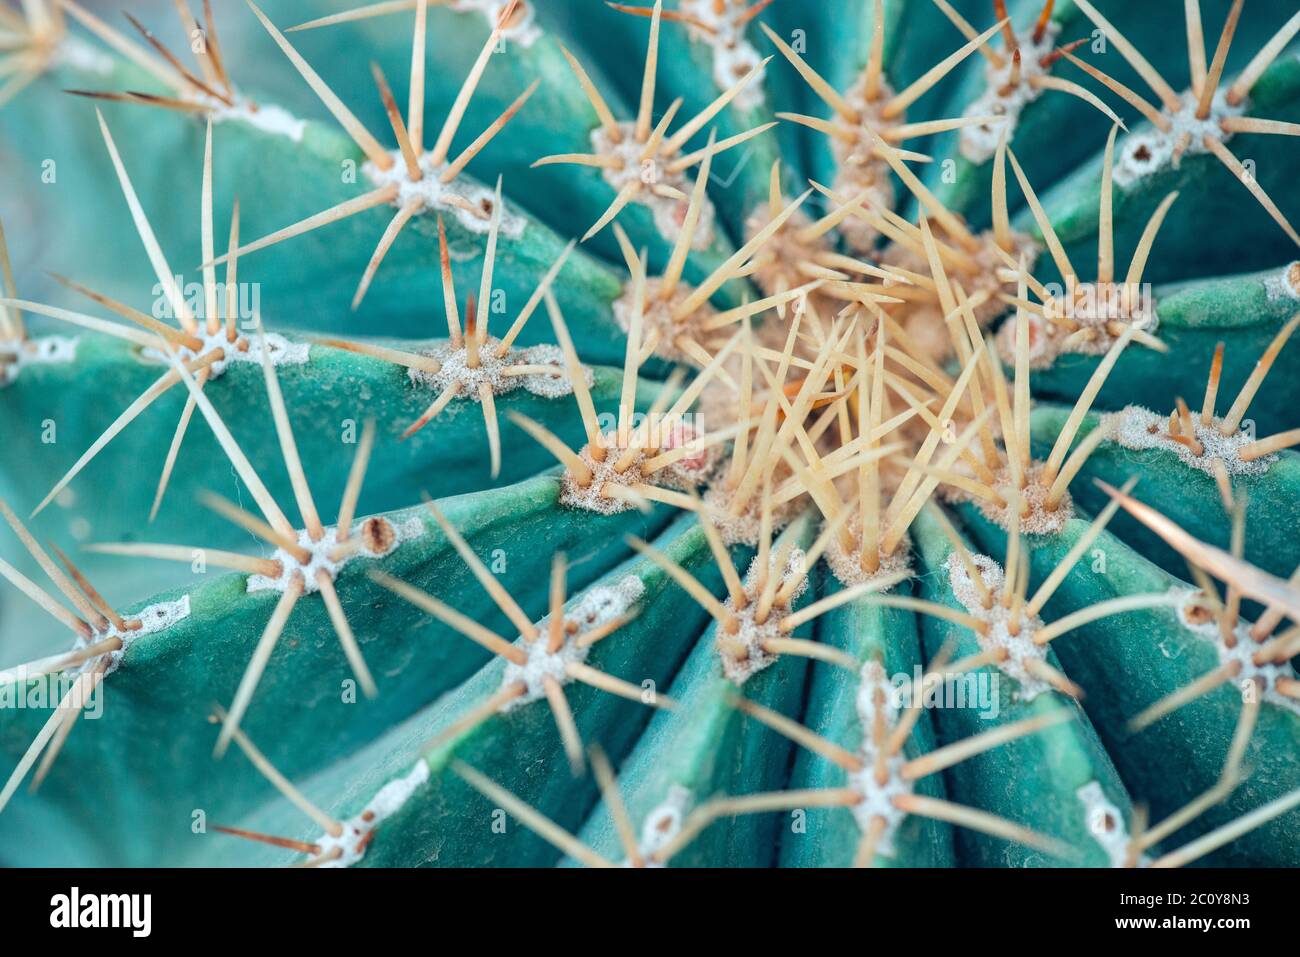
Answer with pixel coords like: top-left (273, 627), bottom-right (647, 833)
top-left (0, 0), bottom-right (1298, 868)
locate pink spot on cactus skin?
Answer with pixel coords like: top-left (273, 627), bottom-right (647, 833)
top-left (662, 423), bottom-right (709, 472)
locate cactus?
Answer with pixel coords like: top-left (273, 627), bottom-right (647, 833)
top-left (1, 0), bottom-right (1299, 870)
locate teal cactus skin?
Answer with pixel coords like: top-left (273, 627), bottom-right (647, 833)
top-left (1029, 403), bottom-right (1300, 581)
top-left (2, 0), bottom-right (1300, 871)
top-left (1025, 267), bottom-right (1300, 438)
top-left (786, 597), bottom-right (950, 867)
top-left (958, 502), bottom-right (1300, 866)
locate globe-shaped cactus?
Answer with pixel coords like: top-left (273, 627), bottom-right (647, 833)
top-left (0, 0), bottom-right (1298, 869)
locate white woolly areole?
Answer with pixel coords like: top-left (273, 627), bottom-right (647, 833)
top-left (967, 232), bottom-right (1041, 327)
top-left (613, 277), bottom-right (719, 366)
top-left (632, 784), bottom-right (694, 866)
top-left (700, 481), bottom-right (800, 547)
top-left (560, 429), bottom-right (712, 514)
top-left (0, 335), bottom-right (77, 387)
top-left (940, 463), bottom-right (1074, 535)
top-left (946, 552), bottom-right (1052, 701)
top-left (1106, 406), bottom-right (1276, 478)
top-left (246, 517), bottom-right (422, 595)
top-left (960, 23), bottom-right (1060, 163)
top-left (829, 76), bottom-right (899, 252)
top-left (1114, 87), bottom-right (1245, 188)
top-left (184, 89), bottom-right (308, 141)
top-left (741, 205), bottom-right (830, 304)
top-left (142, 329), bottom-right (307, 380)
top-left (847, 661), bottom-right (912, 857)
top-left (452, 0), bottom-right (542, 46)
top-left (1172, 587), bottom-right (1300, 716)
top-left (408, 337), bottom-right (586, 402)
top-left (997, 284), bottom-right (1159, 370)
top-left (561, 439), bottom-right (647, 515)
top-left (499, 626), bottom-right (591, 707)
top-left (591, 122), bottom-right (716, 249)
top-left (678, 0), bottom-right (766, 110)
top-left (499, 575), bottom-right (645, 709)
top-left (823, 513), bottom-right (914, 589)
top-left (718, 548), bottom-right (808, 684)
top-left (846, 757), bottom-right (911, 856)
top-left (315, 760), bottom-right (430, 868)
top-left (1076, 780), bottom-right (1143, 867)
top-left (364, 152), bottom-right (528, 238)
top-left (855, 660), bottom-right (901, 730)
top-left (1264, 262), bottom-right (1300, 302)
top-left (70, 594), bottom-right (192, 678)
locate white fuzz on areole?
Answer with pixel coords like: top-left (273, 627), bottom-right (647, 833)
top-left (142, 329), bottom-right (307, 379)
top-left (997, 286), bottom-right (1157, 369)
top-left (741, 205), bottom-right (828, 301)
top-left (498, 575), bottom-right (645, 709)
top-left (828, 78), bottom-right (899, 251)
top-left (823, 518), bottom-right (913, 590)
top-left (364, 153), bottom-right (528, 237)
top-left (847, 661), bottom-right (911, 857)
top-left (678, 0), bottom-right (766, 110)
top-left (613, 277), bottom-right (718, 365)
top-left (200, 93), bottom-right (308, 142)
top-left (1076, 780), bottom-right (1143, 868)
top-left (961, 23), bottom-right (1061, 163)
top-left (501, 626), bottom-right (591, 706)
top-left (718, 548), bottom-right (808, 684)
top-left (846, 757), bottom-right (910, 855)
top-left (71, 594), bottom-right (192, 678)
top-left (452, 0), bottom-right (542, 47)
top-left (941, 463), bottom-right (1074, 535)
top-left (1114, 87), bottom-right (1246, 188)
top-left (968, 232), bottom-right (1041, 326)
top-left (0, 335), bottom-right (77, 387)
top-left (1264, 261), bottom-right (1300, 302)
top-left (561, 427), bottom-right (715, 514)
top-left (591, 122), bottom-right (716, 249)
top-left (1107, 407), bottom-right (1276, 478)
top-left (89, 39), bottom-right (304, 140)
top-left (1172, 587), bottom-right (1300, 716)
top-left (946, 552), bottom-right (1052, 700)
top-left (701, 480), bottom-right (799, 547)
top-left (631, 783), bottom-right (694, 866)
top-left (246, 516), bottom-right (421, 595)
top-left (315, 759), bottom-right (430, 868)
top-left (409, 338), bottom-right (586, 401)
top-left (854, 660), bottom-right (899, 730)
top-left (561, 442), bottom-right (647, 515)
